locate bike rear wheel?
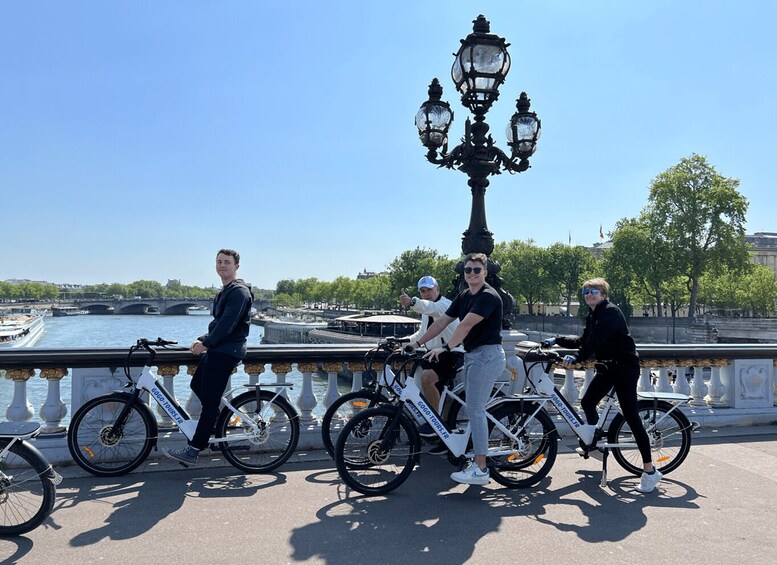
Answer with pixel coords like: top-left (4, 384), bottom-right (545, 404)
top-left (214, 390), bottom-right (300, 473)
top-left (321, 389), bottom-right (387, 459)
top-left (0, 440), bottom-right (57, 536)
top-left (67, 394), bottom-right (155, 477)
top-left (608, 400), bottom-right (692, 475)
top-left (487, 403), bottom-right (558, 488)
top-left (335, 406), bottom-right (420, 496)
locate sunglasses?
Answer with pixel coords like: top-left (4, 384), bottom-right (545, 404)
top-left (464, 267), bottom-right (483, 274)
top-left (582, 288), bottom-right (602, 296)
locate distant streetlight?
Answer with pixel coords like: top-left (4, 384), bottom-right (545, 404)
top-left (415, 15), bottom-right (541, 325)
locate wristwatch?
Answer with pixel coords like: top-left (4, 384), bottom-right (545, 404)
top-left (411, 297), bottom-right (417, 306)
top-left (443, 343), bottom-right (451, 352)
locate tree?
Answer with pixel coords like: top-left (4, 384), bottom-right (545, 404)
top-left (329, 276), bottom-right (355, 308)
top-left (740, 264), bottom-right (777, 316)
top-left (387, 248), bottom-right (450, 297)
top-left (275, 279), bottom-right (297, 296)
top-left (648, 154), bottom-right (750, 317)
top-left (604, 215), bottom-right (676, 317)
top-left (126, 280), bottom-right (164, 299)
top-left (546, 243), bottom-right (597, 316)
top-left (492, 240), bottom-right (553, 315)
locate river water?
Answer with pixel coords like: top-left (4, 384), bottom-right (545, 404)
top-left (1, 314), bottom-right (338, 423)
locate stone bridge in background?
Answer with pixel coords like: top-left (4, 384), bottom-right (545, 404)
top-left (72, 298), bottom-right (269, 315)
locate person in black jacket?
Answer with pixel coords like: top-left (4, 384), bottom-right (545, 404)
top-left (164, 249), bottom-right (254, 466)
top-left (549, 278), bottom-right (662, 493)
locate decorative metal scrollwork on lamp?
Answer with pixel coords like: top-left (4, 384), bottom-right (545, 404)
top-left (415, 15), bottom-right (542, 327)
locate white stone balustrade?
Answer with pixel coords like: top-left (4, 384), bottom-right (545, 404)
top-left (2, 340), bottom-right (777, 465)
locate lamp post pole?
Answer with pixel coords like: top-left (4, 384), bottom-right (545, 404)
top-left (415, 15), bottom-right (541, 327)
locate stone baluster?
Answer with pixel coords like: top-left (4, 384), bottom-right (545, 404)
top-left (38, 368), bottom-right (69, 434)
top-left (323, 362), bottom-right (342, 408)
top-left (560, 367), bottom-right (579, 405)
top-left (504, 344), bottom-right (525, 394)
top-left (296, 362), bottom-right (318, 422)
top-left (637, 365), bottom-right (655, 393)
top-left (4, 368), bottom-right (35, 423)
top-left (673, 364), bottom-right (691, 396)
top-left (578, 366), bottom-right (595, 401)
top-left (243, 362), bottom-right (263, 387)
top-left (341, 361), bottom-right (354, 391)
top-left (155, 365), bottom-right (180, 428)
top-left (689, 363), bottom-right (709, 406)
top-left (272, 363), bottom-right (291, 402)
top-left (655, 364), bottom-right (673, 393)
top-left (773, 359), bottom-right (777, 407)
top-left (349, 361), bottom-right (365, 392)
top-left (706, 360), bottom-right (727, 407)
top-left (184, 364), bottom-right (202, 420)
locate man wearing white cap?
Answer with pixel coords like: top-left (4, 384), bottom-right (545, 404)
top-left (400, 275), bottom-right (463, 450)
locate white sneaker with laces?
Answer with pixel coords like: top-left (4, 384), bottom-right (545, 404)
top-left (636, 468), bottom-right (663, 493)
top-left (450, 462), bottom-right (490, 486)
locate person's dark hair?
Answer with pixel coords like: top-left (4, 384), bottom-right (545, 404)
top-left (217, 248), bottom-right (240, 265)
top-left (464, 252), bottom-right (487, 267)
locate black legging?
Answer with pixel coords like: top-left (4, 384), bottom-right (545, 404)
top-left (580, 361), bottom-right (652, 464)
top-left (189, 351), bottom-right (242, 450)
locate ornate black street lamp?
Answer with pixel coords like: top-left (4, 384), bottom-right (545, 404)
top-left (415, 15), bottom-right (541, 325)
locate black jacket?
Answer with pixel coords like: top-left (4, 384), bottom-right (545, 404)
top-left (198, 279), bottom-right (254, 358)
top-left (556, 299), bottom-right (637, 364)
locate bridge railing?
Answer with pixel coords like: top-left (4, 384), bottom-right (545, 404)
top-left (2, 335), bottom-right (776, 465)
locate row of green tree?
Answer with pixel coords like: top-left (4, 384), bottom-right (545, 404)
top-left (0, 281), bottom-right (60, 301)
top-left (1, 279), bottom-right (273, 301)
top-left (273, 154), bottom-right (777, 318)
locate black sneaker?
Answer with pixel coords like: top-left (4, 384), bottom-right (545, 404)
top-left (418, 423), bottom-right (437, 439)
top-left (428, 442), bottom-right (448, 456)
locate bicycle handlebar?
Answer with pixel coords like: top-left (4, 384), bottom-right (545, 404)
top-left (137, 337), bottom-right (179, 348)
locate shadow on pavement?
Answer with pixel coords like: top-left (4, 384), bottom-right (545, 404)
top-left (289, 463), bottom-right (700, 564)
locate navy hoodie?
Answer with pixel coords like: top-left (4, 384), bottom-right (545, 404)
top-left (198, 278), bottom-right (254, 359)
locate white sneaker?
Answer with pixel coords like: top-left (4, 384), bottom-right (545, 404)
top-left (575, 447), bottom-right (603, 461)
top-left (450, 462), bottom-right (490, 486)
top-left (636, 468), bottom-right (663, 493)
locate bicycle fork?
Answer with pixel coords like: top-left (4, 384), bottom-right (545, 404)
top-left (377, 406), bottom-right (406, 454)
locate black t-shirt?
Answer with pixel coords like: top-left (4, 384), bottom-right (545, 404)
top-left (445, 283), bottom-right (503, 351)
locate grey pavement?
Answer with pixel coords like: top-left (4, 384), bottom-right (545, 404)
top-left (3, 425), bottom-right (776, 565)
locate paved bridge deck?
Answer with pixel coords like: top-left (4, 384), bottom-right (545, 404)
top-left (4, 426), bottom-right (776, 564)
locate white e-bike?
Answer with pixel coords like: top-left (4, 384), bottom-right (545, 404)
top-left (67, 338), bottom-right (299, 476)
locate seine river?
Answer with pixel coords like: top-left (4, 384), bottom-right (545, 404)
top-left (0, 314), bottom-right (332, 424)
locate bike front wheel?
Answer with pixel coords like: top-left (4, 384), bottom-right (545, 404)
top-left (0, 440), bottom-right (57, 536)
top-left (67, 393), bottom-right (155, 477)
top-left (608, 400), bottom-right (692, 475)
top-left (487, 402), bottom-right (558, 488)
top-left (334, 406), bottom-right (420, 496)
top-left (321, 389), bottom-right (387, 459)
top-left (214, 390), bottom-right (300, 473)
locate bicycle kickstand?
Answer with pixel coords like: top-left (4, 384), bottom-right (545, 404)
top-left (599, 449), bottom-right (609, 489)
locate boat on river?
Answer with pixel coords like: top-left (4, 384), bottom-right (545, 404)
top-left (187, 306), bottom-right (211, 315)
top-left (308, 313), bottom-right (420, 344)
top-left (52, 306), bottom-right (90, 317)
top-left (0, 313), bottom-right (46, 348)
top-left (258, 314), bottom-right (328, 344)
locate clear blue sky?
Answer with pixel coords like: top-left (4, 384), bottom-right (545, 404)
top-left (2, 1), bottom-right (775, 290)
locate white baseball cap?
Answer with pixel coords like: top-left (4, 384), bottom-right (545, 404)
top-left (417, 276), bottom-right (439, 289)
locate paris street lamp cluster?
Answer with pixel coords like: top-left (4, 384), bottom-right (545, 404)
top-left (414, 15), bottom-right (541, 324)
